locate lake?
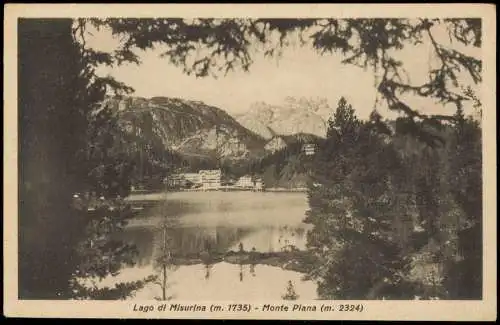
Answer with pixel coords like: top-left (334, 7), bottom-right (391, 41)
top-left (82, 191), bottom-right (318, 300)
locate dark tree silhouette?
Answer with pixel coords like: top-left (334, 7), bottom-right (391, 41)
top-left (19, 19), bottom-right (97, 299)
top-left (19, 19), bottom-right (153, 299)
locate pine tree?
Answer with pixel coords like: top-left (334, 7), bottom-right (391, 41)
top-left (305, 98), bottom-right (416, 299)
top-left (282, 280), bottom-right (299, 300)
top-left (19, 19), bottom-right (159, 299)
top-left (19, 18), bottom-right (99, 298)
top-left (326, 97), bottom-right (361, 140)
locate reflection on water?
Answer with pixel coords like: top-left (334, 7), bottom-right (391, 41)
top-left (98, 191), bottom-right (317, 300)
top-left (118, 225), bottom-right (308, 267)
top-left (90, 262), bottom-right (317, 300)
top-left (126, 191), bottom-right (309, 228)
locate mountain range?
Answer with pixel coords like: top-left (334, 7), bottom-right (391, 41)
top-left (101, 95), bottom-right (328, 187)
top-left (104, 95), bottom-right (330, 161)
top-left (104, 96), bottom-right (268, 162)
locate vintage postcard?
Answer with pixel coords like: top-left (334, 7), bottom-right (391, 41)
top-left (3, 3), bottom-right (497, 321)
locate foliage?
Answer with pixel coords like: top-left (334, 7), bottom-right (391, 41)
top-left (440, 107), bottom-right (482, 299)
top-left (304, 97), bottom-right (482, 299)
top-left (305, 98), bottom-right (412, 299)
top-left (84, 104), bottom-right (135, 198)
top-left (326, 97), bottom-right (361, 139)
top-left (71, 202), bottom-right (138, 280)
top-left (18, 18), bottom-right (102, 298)
top-left (246, 134), bottom-right (321, 187)
top-left (84, 18), bottom-right (480, 123)
top-left (18, 18), bottom-right (170, 299)
top-left (70, 276), bottom-right (157, 300)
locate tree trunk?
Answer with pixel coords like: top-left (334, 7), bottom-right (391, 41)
top-left (18, 18), bottom-right (87, 299)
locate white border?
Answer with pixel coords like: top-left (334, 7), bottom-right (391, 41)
top-left (3, 4), bottom-right (497, 320)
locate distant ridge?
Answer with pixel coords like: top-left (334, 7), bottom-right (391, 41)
top-left (235, 97), bottom-right (332, 139)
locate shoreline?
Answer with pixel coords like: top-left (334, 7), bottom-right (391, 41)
top-left (126, 187), bottom-right (308, 202)
top-left (165, 250), bottom-right (315, 275)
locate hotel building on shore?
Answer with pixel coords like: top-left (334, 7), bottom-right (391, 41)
top-left (236, 175), bottom-right (253, 188)
top-left (236, 175), bottom-right (265, 191)
top-left (165, 169), bottom-right (265, 191)
top-left (183, 172), bottom-right (202, 185)
top-left (199, 169), bottom-right (222, 190)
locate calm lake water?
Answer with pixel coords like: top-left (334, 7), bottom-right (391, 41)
top-left (84, 191), bottom-right (318, 300)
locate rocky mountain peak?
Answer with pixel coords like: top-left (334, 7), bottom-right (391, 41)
top-left (236, 96), bottom-right (332, 139)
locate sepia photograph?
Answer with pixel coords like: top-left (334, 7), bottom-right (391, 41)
top-left (4, 3), bottom-right (497, 320)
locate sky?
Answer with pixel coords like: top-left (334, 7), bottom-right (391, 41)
top-left (86, 21), bottom-right (480, 120)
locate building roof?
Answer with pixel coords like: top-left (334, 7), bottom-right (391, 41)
top-left (199, 169), bottom-right (222, 174)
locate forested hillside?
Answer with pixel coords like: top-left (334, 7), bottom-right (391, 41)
top-left (304, 97), bottom-right (482, 299)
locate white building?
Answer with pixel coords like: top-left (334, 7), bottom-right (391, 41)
top-left (236, 175), bottom-right (265, 191)
top-left (302, 143), bottom-right (316, 156)
top-left (163, 174), bottom-right (185, 188)
top-left (199, 169), bottom-right (222, 190)
top-left (183, 173), bottom-right (202, 185)
top-left (164, 172), bottom-right (204, 189)
top-left (236, 175), bottom-right (254, 188)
